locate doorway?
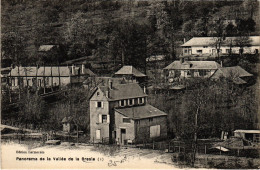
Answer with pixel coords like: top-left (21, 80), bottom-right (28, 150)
top-left (120, 129), bottom-right (126, 145)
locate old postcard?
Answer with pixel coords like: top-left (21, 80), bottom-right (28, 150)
top-left (1, 0), bottom-right (260, 169)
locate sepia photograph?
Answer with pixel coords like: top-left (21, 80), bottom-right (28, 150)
top-left (1, 0), bottom-right (260, 169)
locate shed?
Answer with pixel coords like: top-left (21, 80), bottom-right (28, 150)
top-left (234, 130), bottom-right (260, 143)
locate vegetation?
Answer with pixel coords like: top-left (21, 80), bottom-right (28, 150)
top-left (1, 0), bottom-right (259, 73)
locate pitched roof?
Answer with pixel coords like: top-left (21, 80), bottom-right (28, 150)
top-left (211, 66), bottom-right (253, 84)
top-left (38, 45), bottom-right (57, 52)
top-left (114, 66), bottom-right (146, 77)
top-left (83, 77), bottom-right (125, 86)
top-left (9, 66), bottom-right (95, 77)
top-left (115, 104), bottom-right (167, 120)
top-left (181, 36), bottom-right (260, 47)
top-left (99, 83), bottom-right (147, 100)
top-left (164, 61), bottom-right (221, 70)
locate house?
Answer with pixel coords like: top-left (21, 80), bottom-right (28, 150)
top-left (163, 59), bottom-right (221, 82)
top-left (211, 66), bottom-right (253, 85)
top-left (114, 66), bottom-right (147, 85)
top-left (8, 64), bottom-right (95, 90)
top-left (89, 81), bottom-right (167, 145)
top-left (234, 130), bottom-right (260, 143)
top-left (181, 36), bottom-right (260, 56)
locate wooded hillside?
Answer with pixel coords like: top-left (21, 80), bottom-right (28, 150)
top-left (2, 0), bottom-right (259, 72)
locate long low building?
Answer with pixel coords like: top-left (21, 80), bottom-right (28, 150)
top-left (8, 64), bottom-right (95, 89)
top-left (181, 36), bottom-right (260, 56)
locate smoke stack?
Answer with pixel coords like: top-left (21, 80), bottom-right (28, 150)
top-left (143, 86), bottom-right (146, 94)
top-left (108, 79), bottom-right (112, 89)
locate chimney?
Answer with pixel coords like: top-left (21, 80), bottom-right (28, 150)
top-left (81, 64), bottom-right (85, 74)
top-left (105, 90), bottom-right (110, 98)
top-left (71, 65), bottom-right (75, 75)
top-left (183, 38), bottom-right (186, 43)
top-left (180, 57), bottom-right (185, 64)
top-left (108, 79), bottom-right (112, 89)
top-left (220, 61), bottom-right (223, 67)
top-left (143, 86), bottom-right (146, 94)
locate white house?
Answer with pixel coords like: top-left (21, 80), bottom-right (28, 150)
top-left (164, 59), bottom-right (221, 82)
top-left (181, 36), bottom-right (260, 56)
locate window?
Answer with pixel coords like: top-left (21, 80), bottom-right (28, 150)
top-left (226, 49), bottom-right (231, 54)
top-left (149, 118), bottom-right (153, 122)
top-left (217, 49), bottom-right (222, 53)
top-left (97, 92), bottom-right (100, 96)
top-left (96, 130), bottom-right (101, 140)
top-left (38, 79), bottom-right (42, 87)
top-left (255, 49), bottom-right (259, 54)
top-left (102, 115), bottom-right (107, 123)
top-left (123, 118), bottom-right (131, 123)
top-left (119, 100), bottom-right (125, 107)
top-left (150, 125), bottom-right (160, 138)
top-left (239, 49), bottom-right (243, 54)
top-left (128, 99), bottom-right (134, 106)
top-left (199, 70), bottom-right (207, 77)
top-left (99, 114), bottom-right (110, 123)
top-left (97, 102), bottom-right (102, 108)
top-left (203, 46), bottom-right (208, 48)
top-left (184, 49), bottom-right (188, 53)
top-left (12, 78), bottom-right (15, 86)
top-left (27, 79), bottom-right (31, 86)
top-left (197, 50), bottom-right (203, 53)
top-left (138, 98), bottom-right (144, 104)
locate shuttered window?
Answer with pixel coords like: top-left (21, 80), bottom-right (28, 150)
top-left (150, 125), bottom-right (160, 138)
top-left (96, 130), bottom-right (101, 140)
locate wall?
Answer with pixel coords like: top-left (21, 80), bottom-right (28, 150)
top-left (135, 116), bottom-right (167, 143)
top-left (90, 88), bottom-right (110, 143)
top-left (183, 46), bottom-right (260, 55)
top-left (114, 111), bottom-right (135, 145)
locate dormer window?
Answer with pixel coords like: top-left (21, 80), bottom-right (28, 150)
top-left (128, 99), bottom-right (134, 106)
top-left (138, 97), bottom-right (144, 104)
top-left (119, 100), bottom-right (125, 107)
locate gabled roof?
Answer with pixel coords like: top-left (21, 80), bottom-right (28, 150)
top-left (99, 83), bottom-right (147, 100)
top-left (114, 66), bottom-right (146, 77)
top-left (9, 66), bottom-right (71, 77)
top-left (181, 36), bottom-right (260, 47)
top-left (164, 61), bottom-right (221, 70)
top-left (115, 104), bottom-right (167, 120)
top-left (211, 66), bottom-right (253, 84)
top-left (38, 45), bottom-right (57, 52)
top-left (9, 66), bottom-right (95, 77)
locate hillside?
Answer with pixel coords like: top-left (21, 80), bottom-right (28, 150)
top-left (1, 0), bottom-right (259, 72)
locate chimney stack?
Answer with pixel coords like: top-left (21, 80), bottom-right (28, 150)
top-left (81, 64), bottom-right (85, 74)
top-left (105, 90), bottom-right (110, 98)
top-left (71, 64), bottom-right (75, 75)
top-left (143, 86), bottom-right (146, 94)
top-left (108, 79), bottom-right (113, 89)
top-left (220, 61), bottom-right (223, 67)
